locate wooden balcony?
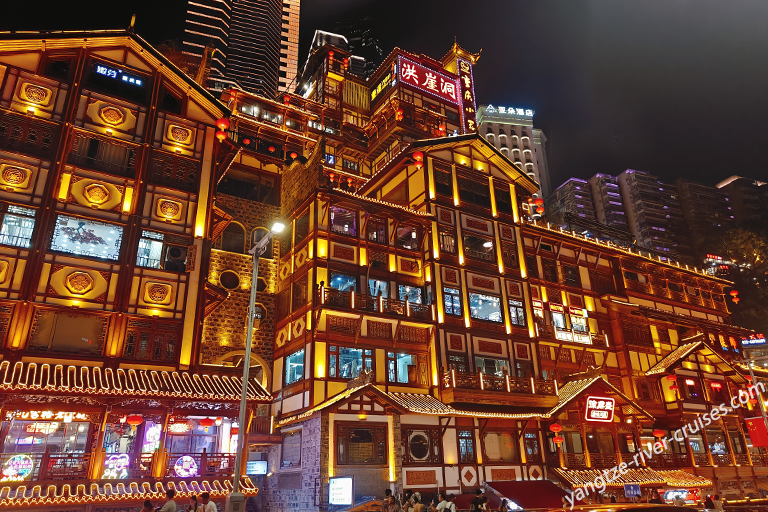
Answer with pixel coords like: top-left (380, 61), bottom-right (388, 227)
top-left (319, 287), bottom-right (432, 322)
top-left (248, 415), bottom-right (282, 445)
top-left (440, 369), bottom-right (558, 407)
top-left (645, 453), bottom-right (692, 468)
top-left (0, 451), bottom-right (92, 482)
top-left (535, 322), bottom-right (607, 347)
top-left (0, 109), bottom-right (60, 160)
top-left (164, 451), bottom-right (236, 478)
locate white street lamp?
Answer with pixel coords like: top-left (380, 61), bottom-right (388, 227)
top-left (226, 221), bottom-right (284, 512)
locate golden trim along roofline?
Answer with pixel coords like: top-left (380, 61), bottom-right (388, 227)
top-left (644, 334), bottom-right (747, 383)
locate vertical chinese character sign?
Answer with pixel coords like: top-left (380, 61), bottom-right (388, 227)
top-left (457, 58), bottom-right (477, 134)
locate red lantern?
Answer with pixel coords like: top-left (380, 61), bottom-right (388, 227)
top-left (553, 436), bottom-right (564, 444)
top-left (549, 423), bottom-right (562, 433)
top-left (215, 130), bottom-right (227, 142)
top-left (536, 206), bottom-right (545, 214)
top-left (750, 398), bottom-right (759, 406)
top-left (126, 415), bottom-right (143, 427)
top-left (652, 429), bottom-right (665, 438)
top-left (439, 124), bottom-right (447, 134)
top-left (243, 138), bottom-right (251, 145)
top-left (343, 57), bottom-right (349, 68)
top-left (215, 417), bottom-right (223, 426)
top-left (283, 95), bottom-right (290, 105)
top-left (670, 384), bottom-right (679, 391)
top-left (747, 375), bottom-right (753, 382)
top-left (268, 146), bottom-right (276, 153)
top-left (412, 151), bottom-right (424, 162)
top-left (730, 290), bottom-right (739, 297)
top-left (347, 178), bottom-right (353, 186)
top-left (328, 173), bottom-right (335, 181)
top-left (216, 118), bottom-right (230, 131)
top-left (665, 375), bottom-right (677, 382)
top-left (415, 161), bottom-right (424, 170)
top-left (231, 427), bottom-right (238, 436)
top-left (534, 198), bottom-right (545, 206)
top-left (396, 108), bottom-right (404, 121)
top-left (199, 417), bottom-right (215, 432)
top-left (290, 152), bottom-right (298, 159)
top-left (328, 50), bottom-right (334, 59)
top-left (732, 297), bottom-right (740, 304)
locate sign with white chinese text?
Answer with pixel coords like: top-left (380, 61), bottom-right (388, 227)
top-left (371, 61), bottom-right (397, 103)
top-left (624, 484), bottom-right (641, 498)
top-left (329, 476), bottom-right (354, 506)
top-left (485, 105), bottom-right (534, 117)
top-left (102, 454), bottom-right (130, 479)
top-left (742, 334), bottom-right (766, 346)
top-left (173, 455), bottom-right (199, 477)
top-left (457, 58), bottom-right (477, 133)
top-left (93, 63), bottom-right (145, 87)
top-left (397, 56), bottom-right (459, 105)
top-left (1, 455), bottom-right (34, 482)
top-left (585, 396), bottom-right (615, 422)
top-left (13, 411), bottom-right (89, 422)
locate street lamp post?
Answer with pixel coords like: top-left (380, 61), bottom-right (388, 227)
top-left (226, 221), bottom-right (284, 512)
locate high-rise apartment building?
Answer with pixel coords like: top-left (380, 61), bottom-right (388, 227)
top-left (676, 179), bottom-right (734, 260)
top-left (588, 173), bottom-right (629, 232)
top-left (618, 169), bottom-right (693, 262)
top-left (545, 178), bottom-right (596, 225)
top-left (183, 0), bottom-right (296, 97)
top-left (478, 104), bottom-right (552, 199)
top-left (333, 17), bottom-right (384, 79)
top-left (715, 175), bottom-right (768, 225)
top-left (279, 0), bottom-right (301, 92)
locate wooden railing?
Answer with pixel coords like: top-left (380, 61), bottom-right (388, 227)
top-left (693, 453), bottom-right (710, 466)
top-left (101, 452), bottom-right (154, 478)
top-left (248, 415), bottom-right (272, 435)
top-left (442, 369), bottom-right (556, 396)
top-left (645, 452), bottom-right (691, 468)
top-left (563, 453), bottom-right (586, 468)
top-left (164, 451), bottom-right (236, 478)
top-left (734, 453), bottom-right (751, 465)
top-left (712, 453), bottom-right (733, 466)
top-left (319, 288), bottom-right (432, 321)
top-left (590, 453), bottom-right (618, 468)
top-left (0, 452), bottom-right (92, 481)
top-left (0, 109), bottom-right (60, 160)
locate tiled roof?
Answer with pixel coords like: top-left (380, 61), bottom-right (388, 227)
top-left (388, 392), bottom-right (545, 419)
top-left (548, 375), bottom-right (654, 419)
top-left (646, 338), bottom-right (705, 376)
top-left (645, 335), bottom-right (747, 383)
top-left (0, 361), bottom-right (271, 402)
top-left (553, 467), bottom-right (711, 489)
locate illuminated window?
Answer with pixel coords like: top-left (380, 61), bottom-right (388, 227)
top-left (387, 352), bottom-right (417, 384)
top-left (396, 225), bottom-right (420, 250)
top-left (50, 214), bottom-right (122, 260)
top-left (136, 231), bottom-right (188, 271)
top-left (475, 357), bottom-right (508, 377)
top-left (459, 430), bottom-right (475, 464)
top-left (330, 206), bottom-right (357, 236)
top-left (368, 278), bottom-right (388, 298)
top-left (366, 217), bottom-right (386, 244)
top-left (398, 285), bottom-right (422, 304)
top-left (524, 432), bottom-right (540, 460)
top-left (0, 205), bottom-right (35, 248)
top-left (570, 315), bottom-right (588, 333)
top-left (469, 292), bottom-right (502, 322)
top-left (329, 272), bottom-right (356, 292)
top-left (508, 299), bottom-right (526, 326)
top-left (328, 346), bottom-right (372, 379)
top-left (434, 168), bottom-right (453, 197)
top-left (439, 230), bottom-right (456, 253)
top-left (285, 349), bottom-right (305, 385)
top-left (443, 287), bottom-right (462, 316)
top-left (463, 234), bottom-right (494, 261)
top-left (405, 428), bottom-right (442, 464)
top-left (336, 423), bottom-right (387, 465)
top-left (458, 178), bottom-right (491, 208)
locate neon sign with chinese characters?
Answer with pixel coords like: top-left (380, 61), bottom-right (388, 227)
top-left (94, 64), bottom-right (145, 87)
top-left (25, 422), bottom-right (59, 435)
top-left (457, 58), bottom-right (477, 133)
top-left (1, 455), bottom-right (34, 482)
top-left (742, 334), bottom-right (766, 346)
top-left (13, 411), bottom-right (89, 422)
top-left (371, 61), bottom-right (397, 103)
top-left (485, 105), bottom-right (534, 117)
top-left (102, 454), bottom-right (130, 479)
top-left (397, 56), bottom-right (459, 105)
top-left (174, 455), bottom-right (199, 477)
top-left (585, 396), bottom-right (615, 422)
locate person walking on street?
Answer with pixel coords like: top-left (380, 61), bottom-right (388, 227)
top-left (159, 489), bottom-right (177, 512)
top-left (672, 495), bottom-right (686, 507)
top-left (713, 495), bottom-right (724, 511)
top-left (704, 495), bottom-right (715, 510)
top-left (142, 500), bottom-right (154, 512)
top-left (470, 489), bottom-right (483, 512)
top-left (198, 492), bottom-right (216, 512)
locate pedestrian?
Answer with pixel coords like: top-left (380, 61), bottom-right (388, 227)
top-left (470, 489), bottom-right (484, 512)
top-left (412, 495), bottom-right (425, 512)
top-left (704, 495), bottom-right (715, 510)
top-left (713, 495), bottom-right (724, 511)
top-left (500, 499), bottom-right (510, 512)
top-left (481, 497), bottom-right (489, 512)
top-left (429, 492), bottom-right (449, 512)
top-left (447, 494), bottom-right (457, 512)
top-left (384, 489), bottom-right (402, 512)
top-left (610, 495), bottom-right (617, 504)
top-left (186, 495), bottom-right (198, 511)
top-left (649, 491), bottom-right (663, 504)
top-left (159, 489), bottom-right (177, 512)
top-left (142, 500), bottom-right (154, 512)
top-left (198, 492), bottom-right (216, 512)
top-left (672, 495), bottom-right (686, 507)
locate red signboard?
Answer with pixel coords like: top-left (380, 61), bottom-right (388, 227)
top-left (585, 396), bottom-right (615, 422)
top-left (397, 56), bottom-right (459, 105)
top-left (457, 58), bottom-right (477, 133)
top-left (746, 418), bottom-right (768, 447)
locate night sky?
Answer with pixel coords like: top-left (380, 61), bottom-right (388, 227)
top-left (4, 1), bottom-right (768, 190)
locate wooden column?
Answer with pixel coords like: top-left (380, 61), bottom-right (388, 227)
top-left (721, 420), bottom-right (738, 466)
top-left (89, 407), bottom-right (111, 480)
top-left (612, 422), bottom-right (623, 466)
top-left (579, 419), bottom-right (592, 468)
top-left (737, 420), bottom-right (754, 466)
top-left (700, 425), bottom-right (714, 467)
top-left (152, 409), bottom-right (173, 478)
top-left (633, 421), bottom-right (647, 467)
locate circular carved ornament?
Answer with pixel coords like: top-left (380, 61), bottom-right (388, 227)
top-left (99, 106), bottom-right (125, 125)
top-left (147, 283), bottom-right (170, 303)
top-left (24, 85), bottom-right (49, 104)
top-left (170, 126), bottom-right (192, 143)
top-left (66, 271), bottom-right (94, 295)
top-left (219, 270), bottom-right (240, 291)
top-left (158, 199), bottom-right (181, 218)
top-left (1, 167), bottom-right (27, 186)
top-left (84, 183), bottom-right (110, 205)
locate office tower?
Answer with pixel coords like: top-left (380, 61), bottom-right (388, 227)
top-left (478, 104), bottom-right (552, 199)
top-left (279, 0), bottom-right (300, 92)
top-left (588, 173), bottom-right (630, 232)
top-left (182, 0), bottom-right (232, 79)
top-left (618, 169), bottom-right (693, 262)
top-left (715, 175), bottom-right (768, 225)
top-left (226, 0), bottom-right (282, 96)
top-left (676, 179), bottom-right (735, 260)
top-left (545, 178), bottom-right (597, 224)
top-left (334, 17), bottom-right (384, 79)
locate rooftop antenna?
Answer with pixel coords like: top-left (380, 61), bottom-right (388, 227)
top-left (129, 14), bottom-right (136, 32)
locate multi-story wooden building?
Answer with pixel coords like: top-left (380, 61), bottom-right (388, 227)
top-left (0, 28), bottom-right (764, 512)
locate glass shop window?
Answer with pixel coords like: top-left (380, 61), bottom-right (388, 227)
top-left (439, 230), bottom-right (456, 254)
top-left (328, 346), bottom-right (372, 379)
top-left (524, 432), bottom-right (540, 459)
top-left (2, 419), bottom-right (90, 454)
top-left (330, 206), bottom-right (357, 236)
top-left (469, 292), bottom-right (502, 322)
top-left (475, 357), bottom-right (508, 377)
top-left (367, 217), bottom-right (386, 243)
top-left (682, 378), bottom-right (702, 400)
top-left (570, 315), bottom-right (588, 332)
top-left (508, 299), bottom-right (525, 326)
top-left (562, 264), bottom-right (580, 287)
top-left (0, 205), bottom-right (35, 248)
top-left (166, 419), bottom-right (228, 454)
top-left (707, 429), bottom-right (729, 454)
top-left (396, 225), bottom-right (420, 250)
top-left (387, 352), bottom-right (417, 384)
top-left (284, 349), bottom-right (305, 385)
top-left (368, 278), bottom-right (388, 297)
top-left (398, 285), bottom-right (422, 304)
top-left (330, 272), bottom-right (357, 292)
top-left (50, 214), bottom-right (123, 260)
top-left (551, 311), bottom-right (567, 329)
top-left (443, 287), bottom-right (462, 316)
top-left (136, 231), bottom-right (189, 271)
top-left (336, 424), bottom-right (387, 465)
top-left (688, 434), bottom-right (706, 453)
top-left (463, 234), bottom-right (494, 261)
top-left (483, 432), bottom-right (516, 462)
top-left (103, 419), bottom-right (161, 462)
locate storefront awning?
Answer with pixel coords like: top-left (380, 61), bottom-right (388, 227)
top-left (645, 335), bottom-right (747, 384)
top-left (553, 467), bottom-right (712, 489)
top-left (0, 361), bottom-right (271, 402)
top-left (0, 477), bottom-right (258, 508)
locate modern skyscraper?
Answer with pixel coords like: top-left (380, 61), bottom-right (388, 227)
top-left (676, 179), bottom-right (734, 260)
top-left (618, 169), bottom-right (693, 262)
top-left (715, 175), bottom-right (768, 225)
top-left (183, 0), bottom-right (296, 97)
top-left (333, 17), bottom-right (384, 79)
top-left (478, 104), bottom-right (552, 199)
top-left (588, 173), bottom-right (629, 232)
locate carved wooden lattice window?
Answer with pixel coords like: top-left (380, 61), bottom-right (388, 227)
top-left (336, 423), bottom-right (387, 465)
top-left (623, 321), bottom-right (654, 348)
top-left (0, 110), bottom-right (58, 159)
top-left (539, 345), bottom-right (553, 361)
top-left (148, 150), bottom-right (201, 192)
top-left (123, 319), bottom-right (179, 362)
top-left (402, 427), bottom-right (443, 465)
top-left (328, 315), bottom-right (357, 336)
top-left (501, 242), bottom-right (517, 267)
top-left (367, 320), bottom-right (392, 340)
top-left (589, 271), bottom-right (615, 295)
